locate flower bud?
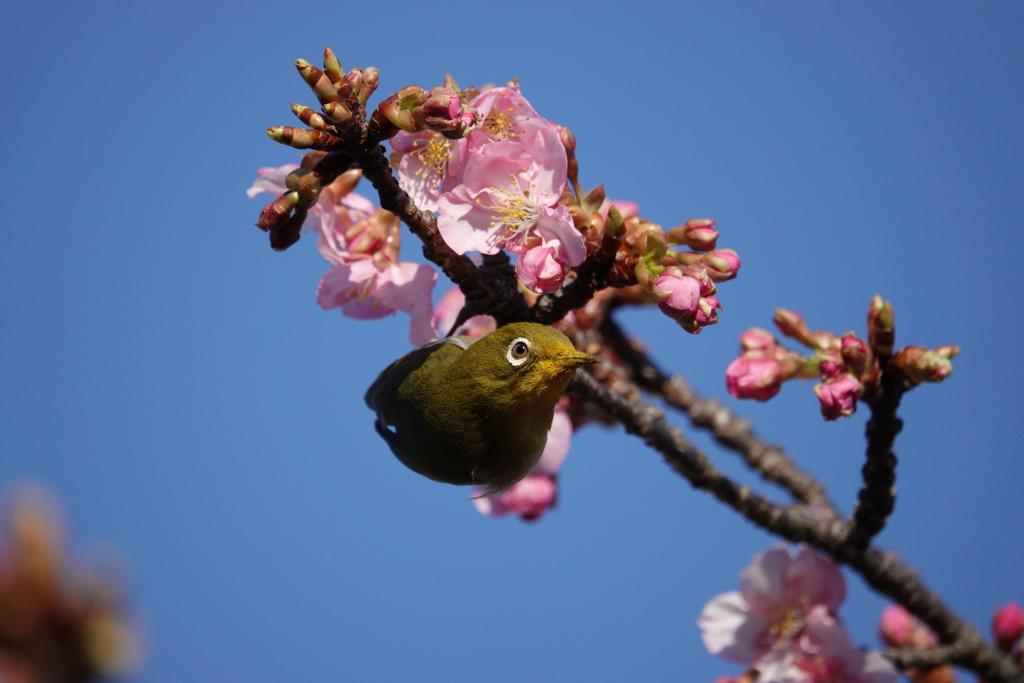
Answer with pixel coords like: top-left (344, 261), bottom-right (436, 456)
top-left (633, 225), bottom-right (667, 262)
top-left (290, 103), bottom-right (328, 131)
top-left (868, 294), bottom-right (895, 357)
top-left (890, 346), bottom-right (954, 384)
top-left (295, 59), bottom-right (339, 107)
top-left (582, 185), bottom-right (606, 213)
top-left (552, 123), bottom-right (576, 153)
top-left (605, 205), bottom-right (624, 238)
top-left (992, 602), bottom-right (1024, 651)
top-left (680, 264), bottom-right (716, 296)
top-left (322, 48), bottom-right (345, 88)
top-left (267, 126), bottom-right (342, 150)
top-left (692, 296), bottom-right (721, 328)
top-left (359, 67), bottom-right (380, 104)
top-left (256, 191), bottom-right (300, 231)
top-left (665, 219), bottom-right (719, 252)
top-left (740, 328), bottom-right (777, 352)
top-left (651, 271), bottom-right (700, 321)
top-left (269, 208), bottom-right (305, 251)
top-left (934, 345), bottom-right (960, 359)
top-left (841, 334), bottom-right (871, 378)
top-left (814, 373), bottom-right (862, 420)
top-left (322, 101), bottom-right (354, 125)
top-left (726, 351), bottom-right (789, 401)
top-left (773, 309), bottom-right (817, 348)
top-left (701, 249), bottom-right (740, 282)
top-left (818, 349), bottom-right (845, 380)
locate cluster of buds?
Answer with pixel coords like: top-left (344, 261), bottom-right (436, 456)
top-left (606, 216), bottom-right (739, 334)
top-left (373, 84), bottom-right (478, 139)
top-left (878, 605), bottom-right (957, 683)
top-left (256, 48), bottom-right (480, 251)
top-left (727, 296), bottom-right (958, 420)
top-left (0, 489), bottom-right (138, 683)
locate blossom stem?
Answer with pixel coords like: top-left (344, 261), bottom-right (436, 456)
top-left (597, 314), bottom-right (839, 517)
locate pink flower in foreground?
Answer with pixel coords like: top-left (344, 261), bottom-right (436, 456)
top-left (473, 407), bottom-right (571, 522)
top-left (726, 354), bottom-right (786, 401)
top-left (698, 546), bottom-right (846, 681)
top-left (792, 609), bottom-right (899, 683)
top-left (432, 286), bottom-right (497, 339)
top-left (467, 85), bottom-right (543, 150)
top-left (391, 130), bottom-right (464, 212)
top-left (814, 375), bottom-right (862, 421)
top-left (436, 136), bottom-right (583, 268)
top-left (317, 259), bottom-right (438, 346)
top-left (993, 602), bottom-right (1024, 651)
top-left (517, 245), bottom-right (569, 293)
top-left (652, 272), bottom-right (701, 320)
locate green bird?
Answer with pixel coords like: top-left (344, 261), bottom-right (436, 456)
top-left (365, 322), bottom-right (598, 495)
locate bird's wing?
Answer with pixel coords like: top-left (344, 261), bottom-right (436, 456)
top-left (364, 336), bottom-right (478, 414)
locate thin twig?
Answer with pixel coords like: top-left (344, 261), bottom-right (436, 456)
top-left (597, 314), bottom-right (839, 518)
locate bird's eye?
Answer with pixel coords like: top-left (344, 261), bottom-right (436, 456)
top-left (506, 338), bottom-right (531, 366)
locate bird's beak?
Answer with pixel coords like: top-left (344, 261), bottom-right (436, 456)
top-left (554, 350), bottom-right (598, 368)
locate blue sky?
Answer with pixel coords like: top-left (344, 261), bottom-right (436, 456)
top-left (1, 2), bottom-right (1021, 681)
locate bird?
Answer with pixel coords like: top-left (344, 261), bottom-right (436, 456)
top-left (365, 322), bottom-right (597, 495)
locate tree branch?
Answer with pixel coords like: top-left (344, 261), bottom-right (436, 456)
top-left (839, 368), bottom-right (910, 557)
top-left (597, 314), bottom-right (839, 519)
top-left (570, 366), bottom-right (1024, 683)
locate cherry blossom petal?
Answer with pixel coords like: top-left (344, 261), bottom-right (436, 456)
top-left (374, 263), bottom-right (439, 346)
top-left (699, 592), bottom-right (773, 664)
top-left (535, 407), bottom-right (572, 476)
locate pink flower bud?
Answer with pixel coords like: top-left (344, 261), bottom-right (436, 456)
top-left (499, 474), bottom-right (558, 521)
top-left (701, 249), bottom-right (740, 282)
top-left (773, 308), bottom-right (818, 348)
top-left (819, 350), bottom-right (845, 380)
top-left (726, 353), bottom-right (785, 401)
top-left (551, 123), bottom-right (577, 153)
top-left (651, 273), bottom-right (700, 321)
top-left (693, 296), bottom-right (721, 327)
top-left (666, 219), bottom-right (719, 252)
top-left (879, 605), bottom-right (914, 647)
top-left (516, 246), bottom-right (569, 293)
top-left (992, 602), bottom-right (1024, 651)
top-left (813, 374), bottom-right (862, 420)
top-left (841, 334), bottom-right (870, 377)
top-left (680, 264), bottom-right (717, 296)
top-left (740, 328), bottom-right (777, 352)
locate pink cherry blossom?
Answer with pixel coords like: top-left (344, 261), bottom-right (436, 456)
top-left (698, 545), bottom-right (847, 681)
top-left (790, 608), bottom-right (899, 683)
top-left (473, 407), bottom-right (571, 522)
top-left (391, 130), bottom-right (464, 212)
top-left (726, 354), bottom-right (786, 401)
top-left (517, 245), bottom-right (569, 293)
top-left (436, 137), bottom-right (584, 266)
top-left (693, 296), bottom-right (721, 328)
top-left (432, 287), bottom-right (496, 339)
top-left (316, 259), bottom-right (438, 346)
top-left (814, 375), bottom-right (862, 421)
top-left (467, 86), bottom-right (543, 150)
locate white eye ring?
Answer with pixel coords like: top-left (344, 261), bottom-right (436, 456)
top-left (506, 337), bottom-right (531, 366)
